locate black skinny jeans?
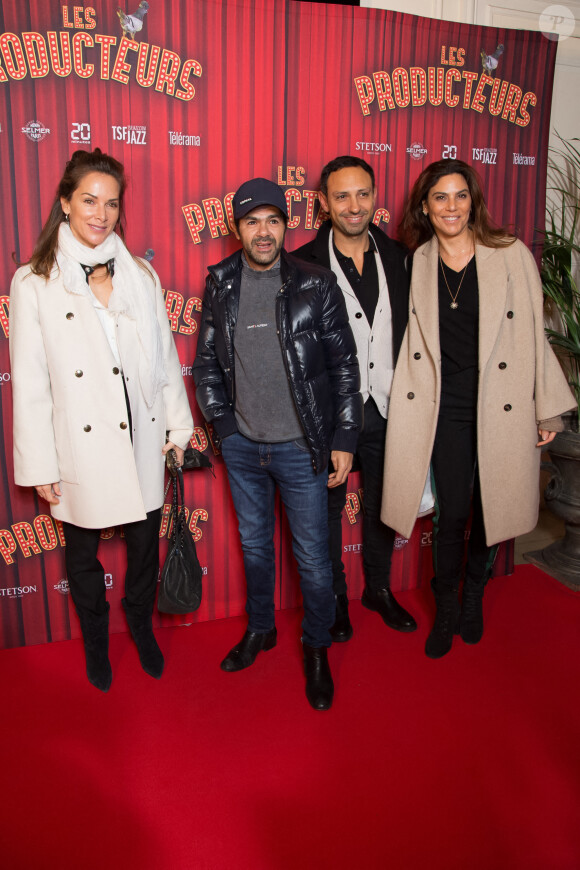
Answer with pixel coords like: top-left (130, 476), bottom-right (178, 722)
top-left (63, 508), bottom-right (162, 616)
top-left (328, 397), bottom-right (396, 595)
top-left (430, 413), bottom-right (497, 591)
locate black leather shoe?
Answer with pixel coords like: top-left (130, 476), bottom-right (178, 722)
top-left (361, 587), bottom-right (417, 632)
top-left (220, 628), bottom-right (277, 672)
top-left (303, 644), bottom-right (334, 710)
top-left (330, 593), bottom-right (353, 643)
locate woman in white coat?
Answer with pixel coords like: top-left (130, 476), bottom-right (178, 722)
top-left (10, 149), bottom-right (194, 691)
top-left (381, 159), bottom-right (574, 659)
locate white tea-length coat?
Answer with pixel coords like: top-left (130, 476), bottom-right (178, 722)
top-left (381, 236), bottom-right (575, 546)
top-left (10, 261), bottom-right (193, 528)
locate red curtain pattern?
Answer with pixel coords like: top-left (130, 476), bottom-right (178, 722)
top-left (0, 0), bottom-right (554, 647)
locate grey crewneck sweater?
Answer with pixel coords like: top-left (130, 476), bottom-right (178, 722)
top-left (233, 257), bottom-right (304, 442)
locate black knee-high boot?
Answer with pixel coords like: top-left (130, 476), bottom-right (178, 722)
top-left (77, 603), bottom-right (113, 692)
top-left (460, 578), bottom-right (486, 644)
top-left (122, 599), bottom-right (164, 678)
top-left (425, 578), bottom-right (460, 659)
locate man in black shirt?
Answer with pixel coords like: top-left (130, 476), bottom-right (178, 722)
top-left (293, 156), bottom-right (416, 639)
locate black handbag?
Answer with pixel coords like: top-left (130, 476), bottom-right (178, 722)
top-left (158, 465), bottom-right (203, 614)
top-left (165, 446), bottom-right (213, 476)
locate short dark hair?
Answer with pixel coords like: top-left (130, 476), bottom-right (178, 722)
top-left (319, 155), bottom-right (375, 195)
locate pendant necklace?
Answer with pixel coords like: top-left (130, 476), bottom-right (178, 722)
top-left (439, 254), bottom-right (469, 310)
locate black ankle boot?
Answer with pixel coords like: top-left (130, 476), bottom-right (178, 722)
top-left (77, 604), bottom-right (112, 692)
top-left (425, 579), bottom-right (460, 659)
top-left (122, 598), bottom-right (164, 678)
top-left (330, 593), bottom-right (353, 642)
top-left (220, 628), bottom-right (277, 672)
top-left (460, 582), bottom-right (485, 644)
top-left (303, 644), bottom-right (334, 710)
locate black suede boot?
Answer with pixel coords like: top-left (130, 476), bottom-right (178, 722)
top-left (460, 581), bottom-right (485, 644)
top-left (303, 643), bottom-right (334, 710)
top-left (77, 604), bottom-right (112, 692)
top-left (122, 598), bottom-right (164, 678)
top-left (425, 578), bottom-right (460, 659)
top-left (330, 593), bottom-right (353, 642)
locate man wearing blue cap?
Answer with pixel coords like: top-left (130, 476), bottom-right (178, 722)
top-left (193, 177), bottom-right (362, 710)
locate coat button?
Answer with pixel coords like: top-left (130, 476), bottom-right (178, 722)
top-left (414, 352), bottom-right (421, 360)
top-left (507, 311), bottom-right (514, 319)
top-left (83, 425), bottom-right (91, 432)
top-left (369, 362), bottom-right (374, 369)
top-left (504, 404), bottom-right (512, 411)
top-left (499, 362), bottom-right (507, 370)
top-left (120, 422), bottom-right (128, 430)
top-left (75, 370), bottom-right (83, 378)
top-left (151, 418), bottom-right (155, 422)
top-left (66, 312), bottom-right (74, 320)
top-left (412, 308), bottom-right (416, 315)
top-left (112, 367), bottom-right (120, 375)
top-left (407, 392), bottom-right (415, 399)
top-left (355, 312), bottom-right (363, 319)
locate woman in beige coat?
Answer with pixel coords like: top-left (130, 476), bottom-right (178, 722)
top-left (10, 149), bottom-right (193, 691)
top-left (381, 159), bottom-right (574, 658)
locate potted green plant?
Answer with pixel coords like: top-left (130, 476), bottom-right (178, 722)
top-left (525, 134), bottom-right (580, 590)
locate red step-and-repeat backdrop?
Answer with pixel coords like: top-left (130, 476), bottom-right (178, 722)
top-left (0, 0), bottom-right (555, 648)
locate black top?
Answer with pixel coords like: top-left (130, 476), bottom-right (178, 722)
top-left (438, 256), bottom-right (479, 416)
top-left (333, 236), bottom-right (379, 327)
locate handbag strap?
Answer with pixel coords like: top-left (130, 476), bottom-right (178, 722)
top-left (173, 467), bottom-right (187, 547)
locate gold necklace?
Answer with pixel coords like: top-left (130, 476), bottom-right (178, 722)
top-left (439, 255), bottom-right (469, 310)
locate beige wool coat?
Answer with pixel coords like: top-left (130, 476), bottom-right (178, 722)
top-left (10, 262), bottom-right (193, 529)
top-left (381, 236), bottom-right (575, 546)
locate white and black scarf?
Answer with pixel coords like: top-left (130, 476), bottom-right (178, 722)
top-left (56, 222), bottom-right (167, 408)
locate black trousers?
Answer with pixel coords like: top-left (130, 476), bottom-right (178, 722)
top-left (430, 414), bottom-right (497, 590)
top-left (62, 508), bottom-right (161, 616)
top-left (328, 397), bottom-right (396, 595)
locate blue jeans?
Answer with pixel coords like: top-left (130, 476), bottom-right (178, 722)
top-left (221, 432), bottom-right (334, 647)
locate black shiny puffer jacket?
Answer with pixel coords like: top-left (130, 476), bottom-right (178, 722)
top-left (193, 249), bottom-right (362, 473)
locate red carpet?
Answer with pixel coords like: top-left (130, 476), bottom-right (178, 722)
top-left (1, 564), bottom-right (579, 870)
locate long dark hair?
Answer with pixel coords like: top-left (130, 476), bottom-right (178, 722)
top-left (25, 149), bottom-right (128, 278)
top-left (399, 158), bottom-right (515, 250)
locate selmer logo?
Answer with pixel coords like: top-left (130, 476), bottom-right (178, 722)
top-left (22, 120), bottom-right (50, 142)
top-left (406, 142), bottom-right (427, 160)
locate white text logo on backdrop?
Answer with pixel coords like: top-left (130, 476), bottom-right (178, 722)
top-left (111, 125), bottom-right (147, 144)
top-left (168, 131), bottom-right (200, 146)
top-left (406, 142), bottom-right (428, 160)
top-left (472, 147), bottom-right (498, 164)
top-left (22, 121), bottom-right (50, 142)
top-left (71, 122), bottom-right (91, 145)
